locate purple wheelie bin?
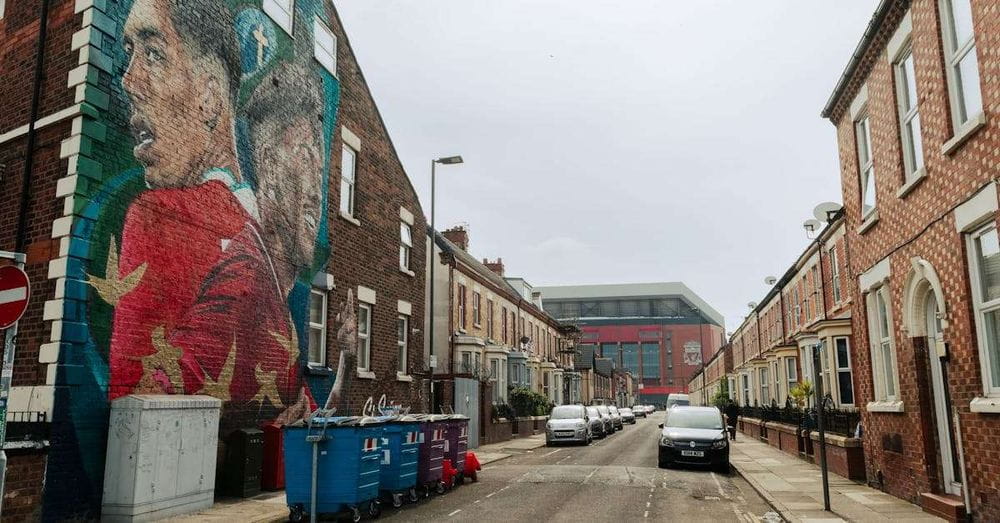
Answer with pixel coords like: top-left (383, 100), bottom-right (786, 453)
top-left (443, 414), bottom-right (469, 485)
top-left (415, 414), bottom-right (448, 496)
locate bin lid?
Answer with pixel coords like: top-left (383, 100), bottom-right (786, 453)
top-left (288, 415), bottom-right (386, 428)
top-left (444, 414), bottom-right (469, 420)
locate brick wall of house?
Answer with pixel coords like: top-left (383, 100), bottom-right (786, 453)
top-left (828, 0), bottom-right (1000, 518)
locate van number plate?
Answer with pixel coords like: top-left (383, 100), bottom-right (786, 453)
top-left (681, 450), bottom-right (704, 457)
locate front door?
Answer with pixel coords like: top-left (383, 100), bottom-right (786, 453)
top-left (925, 295), bottom-right (962, 496)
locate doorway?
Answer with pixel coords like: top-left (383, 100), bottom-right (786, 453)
top-left (924, 294), bottom-right (962, 496)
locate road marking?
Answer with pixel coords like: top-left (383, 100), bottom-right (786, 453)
top-left (704, 496), bottom-right (721, 501)
top-left (448, 509), bottom-right (462, 516)
top-left (583, 467), bottom-right (599, 484)
top-left (710, 472), bottom-right (729, 499)
top-left (542, 448), bottom-right (562, 457)
top-left (643, 510), bottom-right (649, 518)
top-left (646, 501), bottom-right (651, 508)
top-left (474, 500), bottom-right (481, 504)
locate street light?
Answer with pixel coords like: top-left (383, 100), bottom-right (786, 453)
top-left (429, 155), bottom-right (463, 414)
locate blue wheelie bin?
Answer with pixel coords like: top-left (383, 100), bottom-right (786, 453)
top-left (283, 415), bottom-right (386, 522)
top-left (443, 414), bottom-right (469, 485)
top-left (375, 414), bottom-right (421, 507)
top-left (415, 414), bottom-right (449, 496)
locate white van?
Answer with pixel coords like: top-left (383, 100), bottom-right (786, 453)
top-left (665, 394), bottom-right (690, 409)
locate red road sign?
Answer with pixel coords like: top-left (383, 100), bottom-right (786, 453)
top-left (0, 266), bottom-right (30, 330)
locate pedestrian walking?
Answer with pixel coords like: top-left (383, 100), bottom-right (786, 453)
top-left (724, 400), bottom-right (739, 441)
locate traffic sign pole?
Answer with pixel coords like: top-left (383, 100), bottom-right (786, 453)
top-left (0, 251), bottom-right (28, 518)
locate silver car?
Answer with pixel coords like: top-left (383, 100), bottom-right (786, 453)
top-left (619, 407), bottom-right (636, 424)
top-left (585, 406), bottom-right (606, 438)
top-left (608, 406), bottom-right (624, 430)
top-left (595, 405), bottom-right (614, 434)
top-left (546, 405), bottom-right (592, 446)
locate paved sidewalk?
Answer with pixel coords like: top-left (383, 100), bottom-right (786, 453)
top-left (729, 437), bottom-right (943, 523)
top-left (475, 433), bottom-right (547, 465)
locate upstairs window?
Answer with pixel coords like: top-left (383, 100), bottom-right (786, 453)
top-left (357, 303), bottom-right (372, 371)
top-left (399, 222), bottom-right (412, 271)
top-left (894, 48), bottom-right (924, 178)
top-left (339, 145), bottom-right (357, 215)
top-left (307, 289), bottom-right (327, 366)
top-left (856, 115), bottom-right (876, 217)
top-left (487, 299), bottom-right (495, 339)
top-left (472, 292), bottom-right (481, 326)
top-left (263, 0), bottom-right (293, 35)
top-left (313, 20), bottom-right (337, 77)
top-left (458, 284), bottom-right (467, 330)
top-left (830, 247), bottom-right (842, 303)
top-left (940, 0), bottom-right (982, 129)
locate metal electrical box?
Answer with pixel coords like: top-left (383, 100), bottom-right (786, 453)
top-left (101, 395), bottom-right (222, 522)
top-left (219, 428), bottom-right (263, 498)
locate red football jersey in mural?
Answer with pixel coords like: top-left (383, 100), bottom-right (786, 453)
top-left (107, 180), bottom-right (249, 399)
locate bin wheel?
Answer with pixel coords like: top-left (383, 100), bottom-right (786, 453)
top-left (435, 481), bottom-right (446, 495)
top-left (367, 500), bottom-right (381, 518)
top-left (408, 488), bottom-right (419, 503)
top-left (470, 471), bottom-right (478, 482)
top-left (392, 493), bottom-right (403, 508)
top-left (289, 504), bottom-right (305, 523)
top-left (350, 506), bottom-right (362, 523)
top-left (456, 472), bottom-right (463, 485)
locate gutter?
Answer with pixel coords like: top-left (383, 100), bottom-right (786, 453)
top-left (15, 0), bottom-right (52, 252)
top-left (820, 0), bottom-right (896, 119)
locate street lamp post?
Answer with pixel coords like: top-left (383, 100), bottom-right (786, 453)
top-left (429, 155), bottom-right (463, 414)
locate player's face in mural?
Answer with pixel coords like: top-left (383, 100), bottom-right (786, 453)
top-left (122, 0), bottom-right (229, 188)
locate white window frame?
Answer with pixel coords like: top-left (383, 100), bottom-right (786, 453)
top-left (833, 336), bottom-right (855, 406)
top-left (893, 46), bottom-right (924, 179)
top-left (785, 357), bottom-right (798, 394)
top-left (487, 299), bottom-right (495, 339)
top-left (313, 19), bottom-right (337, 77)
top-left (307, 289), bottom-right (327, 366)
top-left (458, 284), bottom-right (467, 330)
top-left (830, 247), bottom-right (842, 303)
top-left (759, 367), bottom-right (770, 406)
top-left (866, 285), bottom-right (900, 402)
top-left (939, 0), bottom-right (983, 130)
top-left (357, 302), bottom-right (372, 372)
top-left (773, 360), bottom-right (781, 403)
top-left (856, 114), bottom-right (876, 218)
top-left (967, 222), bottom-right (1000, 396)
top-left (399, 222), bottom-right (412, 271)
top-left (263, 0), bottom-right (293, 35)
top-left (340, 145), bottom-right (357, 216)
top-left (472, 292), bottom-right (481, 327)
top-left (397, 314), bottom-right (408, 375)
top-left (792, 287), bottom-right (801, 328)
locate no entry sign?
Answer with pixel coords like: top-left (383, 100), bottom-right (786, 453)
top-left (0, 266), bottom-right (30, 330)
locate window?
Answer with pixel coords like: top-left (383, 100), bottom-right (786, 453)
top-left (339, 145), bottom-right (357, 215)
top-left (856, 115), bottom-right (876, 217)
top-left (941, 0), bottom-right (982, 129)
top-left (313, 20), bottom-right (337, 76)
top-left (641, 343), bottom-right (659, 379)
top-left (307, 289), bottom-right (327, 365)
top-left (866, 286), bottom-right (899, 401)
top-left (458, 284), bottom-right (467, 330)
top-left (263, 0), bottom-right (293, 35)
top-left (792, 287), bottom-right (801, 328)
top-left (759, 367), bottom-right (770, 405)
top-left (741, 373), bottom-right (751, 406)
top-left (601, 343), bottom-right (618, 360)
top-left (830, 247), bottom-right (842, 303)
top-left (802, 275), bottom-right (811, 321)
top-left (487, 299), bottom-right (495, 339)
top-left (621, 343), bottom-right (640, 376)
top-left (773, 360), bottom-right (781, 403)
top-left (472, 292), bottom-right (481, 326)
top-left (491, 359), bottom-right (501, 402)
top-left (811, 266), bottom-right (820, 319)
top-left (461, 352), bottom-right (472, 373)
top-left (968, 224), bottom-right (1000, 395)
top-left (894, 48), bottom-right (924, 178)
top-left (785, 357), bottom-right (798, 393)
top-left (398, 222), bottom-right (413, 271)
top-left (357, 303), bottom-right (372, 371)
top-left (820, 340), bottom-right (831, 397)
top-left (397, 315), bottom-right (408, 374)
top-left (501, 307), bottom-right (508, 344)
top-left (834, 337), bottom-right (854, 405)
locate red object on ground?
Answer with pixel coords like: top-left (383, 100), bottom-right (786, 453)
top-left (0, 266), bottom-right (30, 330)
top-left (442, 458), bottom-right (457, 488)
top-left (261, 423), bottom-right (285, 490)
top-left (464, 451), bottom-right (481, 482)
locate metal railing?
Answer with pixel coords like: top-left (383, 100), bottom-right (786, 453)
top-left (739, 397), bottom-right (859, 437)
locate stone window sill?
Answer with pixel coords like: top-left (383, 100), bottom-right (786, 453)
top-left (399, 267), bottom-right (415, 277)
top-left (866, 400), bottom-right (904, 413)
top-left (396, 372), bottom-right (414, 382)
top-left (970, 396), bottom-right (1000, 414)
top-left (339, 210), bottom-right (361, 227)
top-left (857, 210), bottom-right (879, 235)
top-left (356, 369), bottom-right (376, 380)
top-left (941, 111), bottom-right (987, 156)
top-left (305, 364), bottom-right (334, 377)
top-left (896, 168), bottom-right (927, 199)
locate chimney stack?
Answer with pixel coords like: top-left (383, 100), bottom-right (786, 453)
top-left (483, 257), bottom-right (504, 277)
top-left (442, 226), bottom-right (469, 251)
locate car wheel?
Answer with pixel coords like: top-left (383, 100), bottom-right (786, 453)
top-left (715, 462), bottom-right (731, 475)
top-left (658, 459), bottom-right (671, 469)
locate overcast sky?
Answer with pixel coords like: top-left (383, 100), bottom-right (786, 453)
top-left (335, 1), bottom-right (878, 331)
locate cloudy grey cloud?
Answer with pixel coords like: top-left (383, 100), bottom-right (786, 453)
top-left (335, 1), bottom-right (878, 330)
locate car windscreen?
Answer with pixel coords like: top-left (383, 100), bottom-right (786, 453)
top-left (596, 406), bottom-right (609, 415)
top-left (586, 407), bottom-right (599, 417)
top-left (550, 406), bottom-right (584, 419)
top-left (620, 409), bottom-right (632, 414)
top-left (668, 399), bottom-right (690, 406)
top-left (666, 410), bottom-right (724, 430)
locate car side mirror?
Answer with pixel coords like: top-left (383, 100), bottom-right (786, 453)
top-left (658, 423), bottom-right (664, 429)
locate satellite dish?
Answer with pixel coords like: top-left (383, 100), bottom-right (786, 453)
top-left (764, 276), bottom-right (778, 286)
top-left (813, 202), bottom-right (843, 222)
top-left (747, 302), bottom-right (757, 309)
top-left (803, 219), bottom-right (823, 233)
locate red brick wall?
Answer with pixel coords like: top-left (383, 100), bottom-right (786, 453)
top-left (829, 0), bottom-right (1000, 518)
top-left (1, 452), bottom-right (47, 522)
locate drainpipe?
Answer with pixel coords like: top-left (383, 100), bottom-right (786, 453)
top-left (15, 0), bottom-right (52, 252)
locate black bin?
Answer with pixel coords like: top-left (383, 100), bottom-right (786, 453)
top-left (219, 428), bottom-right (264, 498)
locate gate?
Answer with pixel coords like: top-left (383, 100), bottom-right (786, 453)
top-left (454, 378), bottom-right (480, 449)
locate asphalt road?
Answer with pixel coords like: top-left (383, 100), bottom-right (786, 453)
top-left (381, 415), bottom-right (779, 522)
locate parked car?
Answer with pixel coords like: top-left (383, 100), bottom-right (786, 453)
top-left (619, 408), bottom-right (636, 424)
top-left (595, 405), bottom-right (614, 435)
top-left (657, 406), bottom-right (729, 473)
top-left (608, 406), bottom-right (624, 430)
top-left (585, 406), bottom-right (606, 438)
top-left (666, 394), bottom-right (690, 409)
top-left (546, 405), bottom-right (591, 446)
top-left (631, 405), bottom-right (646, 418)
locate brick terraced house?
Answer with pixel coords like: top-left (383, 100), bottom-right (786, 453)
top-left (0, 0), bottom-right (427, 519)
